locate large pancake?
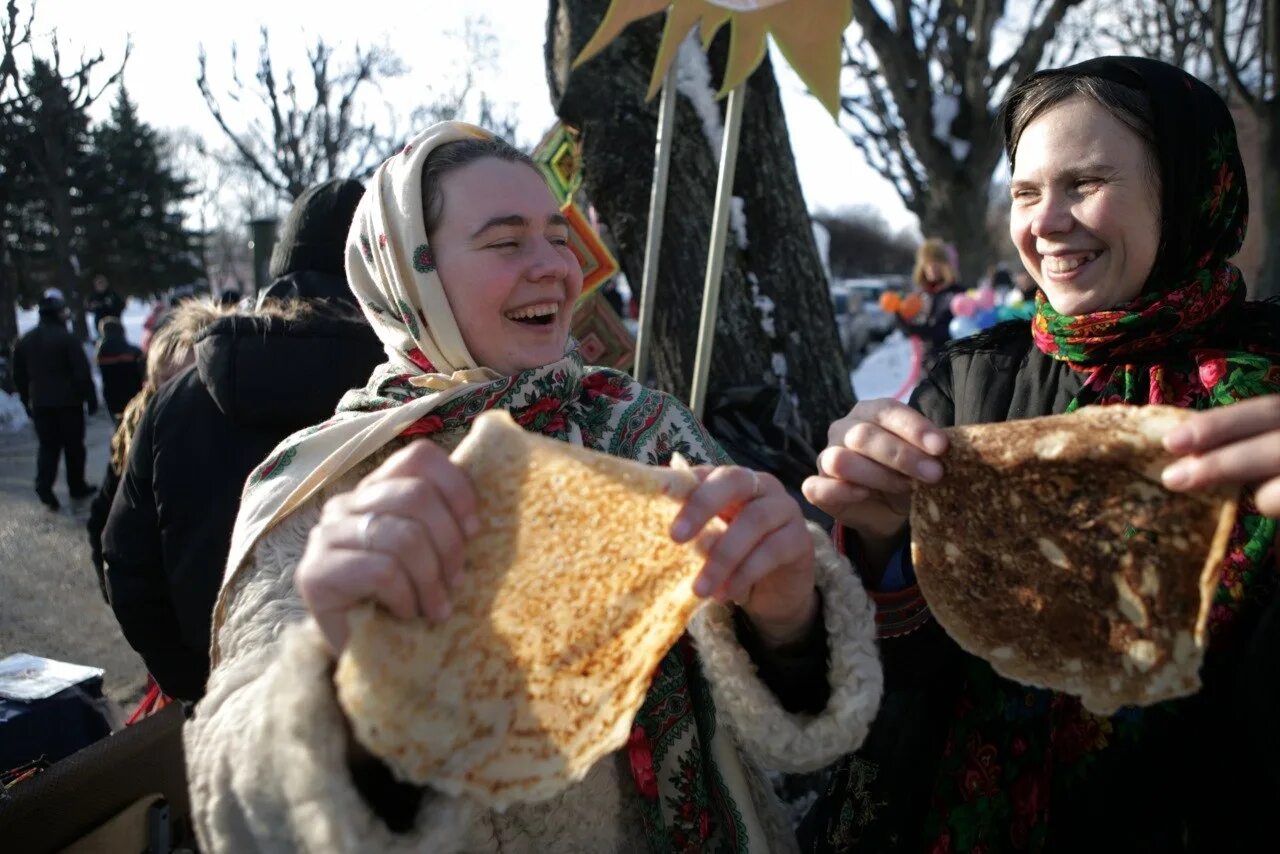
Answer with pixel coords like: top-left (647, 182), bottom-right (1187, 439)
top-left (334, 410), bottom-right (711, 809)
top-left (910, 405), bottom-right (1238, 715)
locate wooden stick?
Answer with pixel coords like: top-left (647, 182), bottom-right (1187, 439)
top-left (688, 82), bottom-right (746, 420)
top-left (632, 64), bottom-right (678, 384)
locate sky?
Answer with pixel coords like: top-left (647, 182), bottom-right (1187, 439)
top-left (39, 0), bottom-right (917, 233)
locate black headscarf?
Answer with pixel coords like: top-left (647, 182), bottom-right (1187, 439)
top-left (1003, 56), bottom-right (1248, 299)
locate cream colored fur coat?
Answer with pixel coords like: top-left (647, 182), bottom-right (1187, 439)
top-left (185, 451), bottom-right (882, 853)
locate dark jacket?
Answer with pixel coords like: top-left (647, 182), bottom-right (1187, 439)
top-left (901, 282), bottom-right (964, 359)
top-left (87, 462), bottom-right (121, 600)
top-left (102, 310), bottom-right (384, 701)
top-left (95, 331), bottom-right (144, 416)
top-left (87, 289), bottom-right (126, 324)
top-left (12, 317), bottom-right (97, 411)
top-left (802, 310), bottom-right (1280, 853)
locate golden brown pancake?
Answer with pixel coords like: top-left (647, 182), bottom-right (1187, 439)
top-left (910, 405), bottom-right (1237, 714)
top-left (334, 410), bottom-right (712, 808)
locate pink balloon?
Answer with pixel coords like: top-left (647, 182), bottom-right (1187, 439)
top-left (950, 294), bottom-right (977, 318)
top-left (975, 284), bottom-right (997, 310)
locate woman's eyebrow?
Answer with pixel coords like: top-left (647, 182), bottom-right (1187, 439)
top-left (547, 213), bottom-right (569, 229)
top-left (471, 214), bottom-right (528, 238)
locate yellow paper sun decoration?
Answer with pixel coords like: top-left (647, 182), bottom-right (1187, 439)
top-left (573, 0), bottom-right (852, 116)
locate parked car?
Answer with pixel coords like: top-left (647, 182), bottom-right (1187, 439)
top-left (830, 277), bottom-right (901, 368)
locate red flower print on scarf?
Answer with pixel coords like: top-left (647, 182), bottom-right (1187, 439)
top-left (1207, 163), bottom-right (1232, 219)
top-left (1199, 354), bottom-right (1229, 389)
top-left (958, 736), bottom-right (1001, 799)
top-left (627, 725), bottom-right (659, 800)
top-left (405, 347), bottom-right (435, 372)
top-left (515, 395), bottom-right (567, 434)
top-left (929, 830), bottom-right (954, 854)
top-left (400, 414), bottom-right (445, 439)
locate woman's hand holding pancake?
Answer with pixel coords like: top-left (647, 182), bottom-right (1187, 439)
top-left (1163, 394), bottom-right (1280, 518)
top-left (670, 465), bottom-right (818, 646)
top-left (802, 398), bottom-right (948, 571)
top-left (296, 440), bottom-right (481, 655)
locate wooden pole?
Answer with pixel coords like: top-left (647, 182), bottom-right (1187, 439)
top-left (632, 64), bottom-right (678, 383)
top-left (688, 82), bottom-right (747, 420)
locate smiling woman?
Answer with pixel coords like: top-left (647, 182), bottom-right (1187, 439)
top-left (183, 121), bottom-right (883, 853)
top-left (802, 57), bottom-right (1280, 852)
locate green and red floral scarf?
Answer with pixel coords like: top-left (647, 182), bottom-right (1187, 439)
top-left (923, 57), bottom-right (1280, 851)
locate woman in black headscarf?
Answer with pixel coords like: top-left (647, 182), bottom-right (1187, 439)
top-left (800, 57), bottom-right (1280, 851)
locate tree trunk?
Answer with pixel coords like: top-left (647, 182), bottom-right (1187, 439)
top-left (920, 172), bottom-right (997, 288)
top-left (546, 0), bottom-right (853, 438)
top-left (1255, 105), bottom-right (1280, 300)
top-left (47, 185), bottom-right (88, 340)
top-left (0, 253), bottom-right (17, 356)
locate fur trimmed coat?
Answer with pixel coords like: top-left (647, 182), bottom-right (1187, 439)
top-left (185, 445), bottom-right (883, 853)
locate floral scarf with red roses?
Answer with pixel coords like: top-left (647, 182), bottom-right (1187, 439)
top-left (214, 120), bottom-right (765, 852)
top-left (920, 58), bottom-right (1280, 852)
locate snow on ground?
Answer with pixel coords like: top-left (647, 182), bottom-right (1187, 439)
top-left (852, 331), bottom-right (921, 403)
top-left (0, 390), bottom-right (28, 433)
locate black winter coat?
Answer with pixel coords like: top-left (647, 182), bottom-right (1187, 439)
top-left (102, 311), bottom-right (384, 701)
top-left (95, 335), bottom-right (143, 416)
top-left (87, 289), bottom-right (126, 324)
top-left (11, 318), bottom-right (97, 411)
top-left (801, 311), bottom-right (1280, 853)
top-left (900, 283), bottom-right (964, 360)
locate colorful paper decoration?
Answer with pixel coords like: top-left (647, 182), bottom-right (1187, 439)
top-left (562, 199), bottom-right (620, 298)
top-left (533, 123), bottom-right (582, 204)
top-left (572, 290), bottom-right (636, 370)
top-left (572, 0), bottom-right (852, 116)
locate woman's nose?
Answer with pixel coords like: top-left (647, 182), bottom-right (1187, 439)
top-left (1030, 191), bottom-right (1074, 237)
top-left (528, 238), bottom-right (573, 281)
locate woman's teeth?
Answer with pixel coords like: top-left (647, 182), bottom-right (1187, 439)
top-left (504, 303), bottom-right (559, 324)
top-left (1045, 251), bottom-right (1100, 274)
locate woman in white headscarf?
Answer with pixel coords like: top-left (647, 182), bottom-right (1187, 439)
top-left (184, 122), bottom-right (882, 853)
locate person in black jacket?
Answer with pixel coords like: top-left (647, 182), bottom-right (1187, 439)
top-left (86, 274), bottom-right (126, 335)
top-left (102, 178), bottom-right (380, 702)
top-left (802, 58), bottom-right (1280, 852)
top-left (87, 301), bottom-right (228, 601)
top-left (11, 290), bottom-right (99, 511)
top-left (94, 316), bottom-right (143, 423)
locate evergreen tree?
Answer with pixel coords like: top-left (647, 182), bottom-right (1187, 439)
top-left (86, 86), bottom-right (200, 299)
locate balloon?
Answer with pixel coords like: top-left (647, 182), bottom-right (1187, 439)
top-left (973, 308), bottom-right (1000, 329)
top-left (1005, 289), bottom-right (1026, 307)
top-left (995, 305), bottom-right (1018, 323)
top-left (949, 315), bottom-right (980, 339)
top-left (899, 292), bottom-right (924, 321)
top-left (879, 290), bottom-right (902, 313)
top-left (950, 294), bottom-right (977, 318)
top-left (975, 284), bottom-right (997, 310)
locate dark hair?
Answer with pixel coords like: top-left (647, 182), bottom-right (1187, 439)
top-left (419, 137), bottom-right (539, 236)
top-left (97, 316), bottom-right (124, 339)
top-left (1002, 73), bottom-right (1160, 188)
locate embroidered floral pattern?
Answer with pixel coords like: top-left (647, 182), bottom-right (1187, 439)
top-left (412, 243), bottom-right (435, 273)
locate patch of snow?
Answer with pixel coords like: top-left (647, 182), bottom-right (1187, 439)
top-left (852, 331), bottom-right (919, 403)
top-left (0, 391), bottom-right (29, 433)
top-left (676, 35), bottom-right (724, 156)
top-left (749, 276), bottom-right (777, 339)
top-left (930, 91), bottom-right (971, 161)
top-left (729, 196), bottom-right (749, 250)
top-left (771, 351), bottom-right (789, 380)
top-left (811, 221), bottom-right (831, 281)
